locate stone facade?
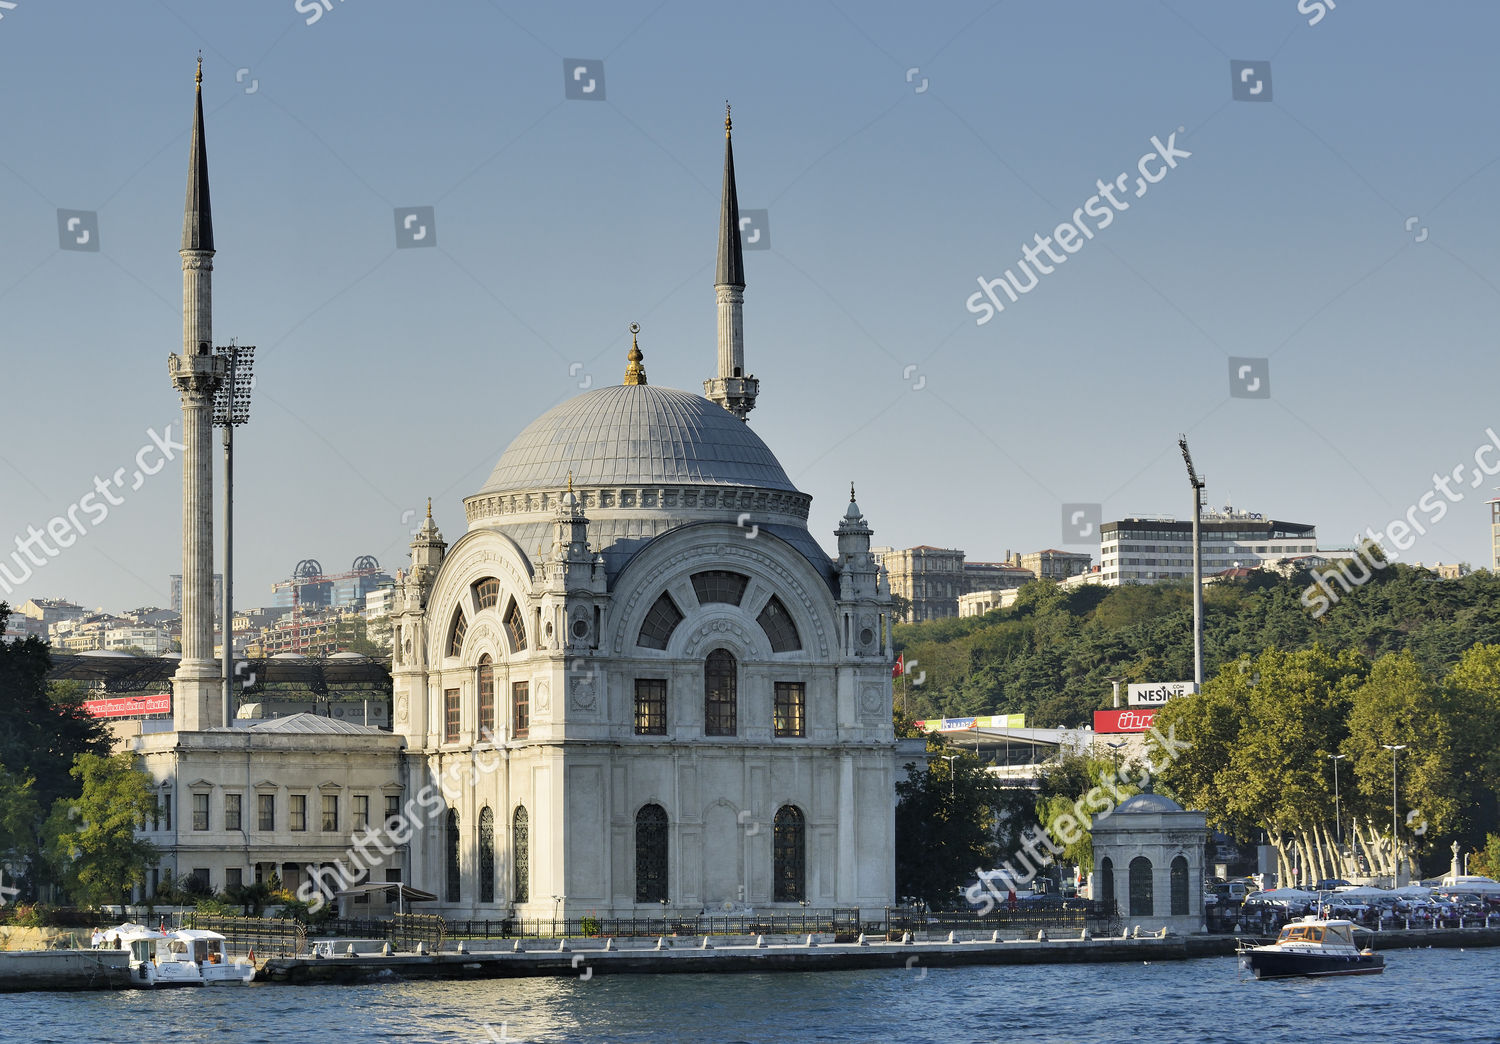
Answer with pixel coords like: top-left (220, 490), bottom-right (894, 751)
top-left (1092, 792), bottom-right (1208, 935)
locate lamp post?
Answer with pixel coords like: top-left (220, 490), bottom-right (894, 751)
top-left (941, 754), bottom-right (958, 803)
top-left (1328, 753), bottom-right (1346, 864)
top-left (1382, 744), bottom-right (1407, 887)
top-left (212, 342), bottom-right (254, 725)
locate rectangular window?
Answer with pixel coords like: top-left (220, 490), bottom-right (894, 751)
top-left (224, 793), bottom-right (242, 832)
top-left (353, 794), bottom-right (369, 831)
top-left (513, 681), bottom-right (529, 737)
top-left (774, 682), bottom-right (806, 738)
top-left (290, 794), bottom-right (307, 832)
top-left (385, 794), bottom-right (400, 829)
top-left (444, 687), bottom-right (460, 743)
top-left (151, 795), bottom-right (161, 832)
top-left (322, 793), bottom-right (338, 832)
top-left (258, 793), bottom-right (275, 832)
top-left (477, 666), bottom-right (495, 739)
top-left (163, 793), bottom-right (172, 832)
top-left (634, 678), bottom-right (667, 735)
top-left (192, 868), bottom-right (211, 892)
top-left (226, 867), bottom-right (243, 892)
top-left (192, 792), bottom-right (209, 831)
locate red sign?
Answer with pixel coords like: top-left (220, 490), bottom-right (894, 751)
top-left (84, 693), bottom-right (171, 718)
top-left (1094, 708), bottom-right (1157, 733)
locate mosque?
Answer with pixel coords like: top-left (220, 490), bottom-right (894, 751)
top-left (133, 69), bottom-right (900, 920)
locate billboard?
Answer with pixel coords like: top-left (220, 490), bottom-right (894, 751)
top-left (83, 693), bottom-right (171, 719)
top-left (1094, 708), bottom-right (1158, 733)
top-left (913, 714), bottom-right (1026, 732)
top-left (1126, 681), bottom-right (1197, 706)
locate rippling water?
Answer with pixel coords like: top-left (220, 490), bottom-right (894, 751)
top-left (10, 947), bottom-right (1499, 1043)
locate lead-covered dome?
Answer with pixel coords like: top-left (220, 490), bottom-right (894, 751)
top-left (477, 384), bottom-right (799, 496)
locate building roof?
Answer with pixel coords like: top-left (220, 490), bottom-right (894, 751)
top-left (475, 383), bottom-right (799, 496)
top-left (1115, 792), bottom-right (1184, 814)
top-left (240, 712), bottom-right (387, 735)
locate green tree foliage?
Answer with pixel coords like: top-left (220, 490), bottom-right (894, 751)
top-left (44, 752), bottom-right (159, 907)
top-left (0, 763), bottom-right (40, 862)
top-left (894, 567), bottom-right (1500, 727)
top-left (894, 747), bottom-right (1012, 906)
top-left (0, 605), bottom-right (110, 897)
top-left (1034, 752), bottom-right (1142, 869)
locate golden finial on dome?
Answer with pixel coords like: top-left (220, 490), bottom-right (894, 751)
top-left (567, 470), bottom-right (574, 493)
top-left (426, 497), bottom-right (432, 520)
top-left (850, 482), bottom-right (856, 503)
top-left (623, 322), bottom-right (647, 386)
top-left (725, 101), bottom-right (732, 137)
top-left (196, 52), bottom-right (203, 87)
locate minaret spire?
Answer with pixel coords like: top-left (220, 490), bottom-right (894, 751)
top-left (705, 102), bottom-right (758, 421)
top-left (168, 58), bottom-right (227, 731)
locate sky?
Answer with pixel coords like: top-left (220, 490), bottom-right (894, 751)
top-left (3, 0), bottom-right (1500, 614)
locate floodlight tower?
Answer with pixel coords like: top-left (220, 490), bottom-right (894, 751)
top-left (213, 342), bottom-right (254, 724)
top-left (1178, 436), bottom-right (1206, 687)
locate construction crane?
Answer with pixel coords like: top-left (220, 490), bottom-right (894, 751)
top-left (1178, 436), bottom-right (1206, 687)
top-left (270, 557), bottom-right (385, 653)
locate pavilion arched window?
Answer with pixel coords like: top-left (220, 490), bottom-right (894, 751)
top-left (1129, 856), bottom-right (1154, 917)
top-left (1170, 855), bottom-right (1189, 916)
top-left (1100, 856), bottom-right (1115, 907)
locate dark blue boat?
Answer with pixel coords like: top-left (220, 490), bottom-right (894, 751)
top-left (1240, 917), bottom-right (1385, 979)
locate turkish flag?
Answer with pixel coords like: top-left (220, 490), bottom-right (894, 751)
top-left (892, 654), bottom-right (905, 678)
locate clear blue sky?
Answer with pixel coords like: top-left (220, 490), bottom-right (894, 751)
top-left (3, 0), bottom-right (1498, 613)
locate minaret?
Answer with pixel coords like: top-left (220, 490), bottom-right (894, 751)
top-left (704, 104), bottom-right (759, 421)
top-left (168, 58), bottom-right (228, 732)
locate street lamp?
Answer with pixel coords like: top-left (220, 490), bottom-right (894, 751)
top-left (941, 754), bottom-right (959, 802)
top-left (1328, 753), bottom-right (1346, 856)
top-left (1382, 744), bottom-right (1407, 887)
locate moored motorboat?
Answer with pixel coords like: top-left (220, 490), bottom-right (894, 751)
top-left (164, 930), bottom-right (254, 986)
top-left (1240, 917), bottom-right (1384, 980)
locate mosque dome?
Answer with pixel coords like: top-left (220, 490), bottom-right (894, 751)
top-left (1114, 792), bottom-right (1185, 814)
top-left (475, 383), bottom-right (799, 498)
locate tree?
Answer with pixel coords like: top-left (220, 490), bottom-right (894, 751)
top-left (0, 763), bottom-right (40, 867)
top-left (0, 606), bottom-right (110, 897)
top-left (44, 752), bottom-right (159, 907)
top-left (1035, 751), bottom-right (1142, 871)
top-left (894, 744), bottom-right (1007, 906)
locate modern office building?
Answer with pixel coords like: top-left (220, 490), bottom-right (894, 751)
top-left (1099, 508), bottom-right (1317, 586)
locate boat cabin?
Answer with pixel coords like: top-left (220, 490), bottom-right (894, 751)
top-left (1275, 919), bottom-right (1357, 949)
top-left (166, 930), bottom-right (229, 966)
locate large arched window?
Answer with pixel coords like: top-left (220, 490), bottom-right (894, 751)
top-left (476, 655), bottom-right (494, 740)
top-left (773, 805), bottom-right (805, 902)
top-left (445, 808), bottom-right (461, 903)
top-left (1099, 856), bottom-right (1115, 906)
top-left (1170, 855), bottom-right (1189, 916)
top-left (638, 593), bottom-right (684, 650)
top-left (1129, 856), bottom-right (1153, 916)
top-left (635, 804), bottom-right (669, 903)
top-left (757, 595), bottom-right (801, 653)
top-left (512, 807), bottom-right (529, 904)
top-left (691, 570), bottom-right (749, 606)
top-left (478, 807), bottom-right (496, 904)
top-left (503, 598), bottom-right (528, 652)
top-left (447, 608), bottom-right (467, 658)
top-left (704, 649), bottom-right (737, 736)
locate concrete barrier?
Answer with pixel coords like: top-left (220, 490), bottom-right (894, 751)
top-left (0, 949), bottom-right (131, 992)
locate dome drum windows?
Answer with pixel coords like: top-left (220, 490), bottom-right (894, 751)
top-left (504, 598), bottom-right (528, 652)
top-left (446, 609), bottom-right (467, 658)
top-left (473, 578), bottom-right (501, 611)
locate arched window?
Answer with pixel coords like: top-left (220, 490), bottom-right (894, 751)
top-left (445, 808), bottom-right (461, 903)
top-left (473, 578), bottom-right (500, 611)
top-left (757, 595), bottom-right (801, 653)
top-left (773, 805), bottom-right (805, 902)
top-left (704, 649), bottom-right (737, 736)
top-left (478, 807), bottom-right (496, 904)
top-left (691, 570), bottom-right (749, 606)
top-left (1170, 855), bottom-right (1189, 916)
top-left (1099, 856), bottom-right (1115, 906)
top-left (638, 592), bottom-right (683, 650)
top-left (635, 804), bottom-right (669, 903)
top-left (512, 807), bottom-right (529, 904)
top-left (447, 608), bottom-right (467, 658)
top-left (477, 655), bottom-right (494, 740)
top-left (1129, 856), bottom-right (1153, 916)
top-left (503, 598), bottom-right (528, 652)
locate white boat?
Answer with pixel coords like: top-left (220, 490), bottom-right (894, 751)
top-left (1239, 916), bottom-right (1384, 980)
top-left (165, 930), bottom-right (255, 986)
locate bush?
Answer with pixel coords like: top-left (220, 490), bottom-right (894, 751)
top-left (580, 915), bottom-right (602, 936)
